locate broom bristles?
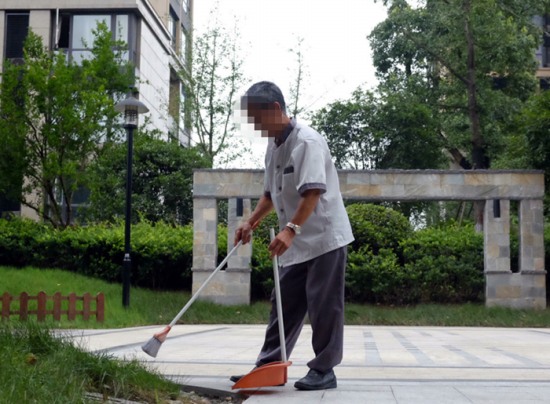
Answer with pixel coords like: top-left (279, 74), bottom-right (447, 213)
top-left (141, 325), bottom-right (172, 358)
top-left (141, 336), bottom-right (163, 357)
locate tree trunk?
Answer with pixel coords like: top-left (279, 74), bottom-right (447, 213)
top-left (464, 0), bottom-right (485, 232)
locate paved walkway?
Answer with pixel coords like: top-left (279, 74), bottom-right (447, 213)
top-left (64, 325), bottom-right (550, 403)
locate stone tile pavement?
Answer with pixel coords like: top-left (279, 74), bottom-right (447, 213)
top-left (63, 325), bottom-right (550, 403)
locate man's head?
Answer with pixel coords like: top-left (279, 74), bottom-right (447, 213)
top-left (240, 81), bottom-right (289, 136)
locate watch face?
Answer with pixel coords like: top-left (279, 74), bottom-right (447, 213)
top-left (287, 223), bottom-right (301, 234)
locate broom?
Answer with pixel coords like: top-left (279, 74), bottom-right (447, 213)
top-left (142, 240), bottom-right (243, 357)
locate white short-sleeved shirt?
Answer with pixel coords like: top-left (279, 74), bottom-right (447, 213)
top-left (264, 122), bottom-right (354, 266)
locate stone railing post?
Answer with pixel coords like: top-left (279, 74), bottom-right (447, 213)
top-left (484, 199), bottom-right (511, 273)
top-left (517, 199), bottom-right (546, 309)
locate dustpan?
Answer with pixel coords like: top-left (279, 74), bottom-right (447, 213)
top-left (232, 228), bottom-right (292, 389)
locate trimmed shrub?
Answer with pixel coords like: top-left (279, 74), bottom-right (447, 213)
top-left (250, 212), bottom-right (279, 300)
top-left (346, 203), bottom-right (412, 254)
top-left (347, 247), bottom-right (420, 304)
top-left (1, 214), bottom-right (542, 304)
top-left (400, 224), bottom-right (484, 303)
top-left (0, 218), bottom-right (193, 290)
top-left (0, 218), bottom-right (47, 266)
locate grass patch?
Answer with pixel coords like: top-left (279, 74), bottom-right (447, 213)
top-left (2, 266), bottom-right (550, 328)
top-left (344, 302), bottom-right (550, 327)
top-left (2, 267), bottom-right (549, 402)
top-left (0, 266), bottom-right (270, 328)
top-left (0, 321), bottom-right (183, 403)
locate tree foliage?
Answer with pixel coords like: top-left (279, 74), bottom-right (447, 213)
top-left (311, 89), bottom-right (381, 170)
top-left (183, 9), bottom-right (248, 167)
top-left (369, 0), bottom-right (546, 170)
top-left (311, 86), bottom-right (446, 170)
top-left (287, 36), bottom-right (310, 118)
top-left (0, 23), bottom-right (133, 227)
top-left (85, 133), bottom-right (210, 225)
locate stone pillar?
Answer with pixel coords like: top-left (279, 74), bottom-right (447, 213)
top-left (191, 197), bottom-right (218, 295)
top-left (517, 199), bottom-right (546, 309)
top-left (484, 199), bottom-right (511, 273)
top-left (484, 200), bottom-right (514, 308)
top-left (485, 199), bottom-right (546, 309)
top-left (220, 198), bottom-right (252, 305)
top-left (227, 198), bottom-right (252, 271)
top-left (191, 197), bottom-right (252, 305)
top-left (519, 199), bottom-right (545, 273)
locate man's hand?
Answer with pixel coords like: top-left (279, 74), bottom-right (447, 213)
top-left (234, 194), bottom-right (275, 246)
top-left (234, 221), bottom-right (254, 245)
top-left (268, 227), bottom-right (295, 258)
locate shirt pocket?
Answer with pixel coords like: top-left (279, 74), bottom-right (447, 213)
top-left (282, 166), bottom-right (295, 193)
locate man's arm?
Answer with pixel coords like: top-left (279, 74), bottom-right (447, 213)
top-left (268, 189), bottom-right (321, 257)
top-left (234, 194), bottom-right (274, 245)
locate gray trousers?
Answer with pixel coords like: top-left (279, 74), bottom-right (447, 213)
top-left (256, 246), bottom-right (347, 373)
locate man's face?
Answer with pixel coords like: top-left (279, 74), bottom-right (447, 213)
top-left (244, 102), bottom-right (283, 136)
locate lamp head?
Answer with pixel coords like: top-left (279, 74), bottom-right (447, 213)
top-left (115, 91), bottom-right (149, 128)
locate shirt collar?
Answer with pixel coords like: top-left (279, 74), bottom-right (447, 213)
top-left (274, 118), bottom-right (296, 147)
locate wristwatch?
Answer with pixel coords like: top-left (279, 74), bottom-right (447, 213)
top-left (286, 222), bottom-right (301, 235)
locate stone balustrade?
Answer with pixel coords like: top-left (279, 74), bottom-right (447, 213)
top-left (192, 169), bottom-right (546, 309)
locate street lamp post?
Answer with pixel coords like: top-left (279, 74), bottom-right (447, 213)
top-left (115, 91), bottom-right (149, 308)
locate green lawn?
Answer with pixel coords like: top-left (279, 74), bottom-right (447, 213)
top-left (2, 266), bottom-right (550, 328)
top-left (2, 265), bottom-right (549, 403)
top-left (0, 320), bottom-right (201, 403)
top-left (0, 266), bottom-right (269, 328)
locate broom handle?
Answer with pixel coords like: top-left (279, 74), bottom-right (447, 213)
top-left (270, 228), bottom-right (287, 362)
top-left (168, 240), bottom-right (243, 327)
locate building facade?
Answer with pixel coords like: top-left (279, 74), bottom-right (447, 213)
top-left (0, 0), bottom-right (192, 144)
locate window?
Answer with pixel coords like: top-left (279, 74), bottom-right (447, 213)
top-left (5, 12), bottom-right (29, 61)
top-left (182, 0), bottom-right (190, 14)
top-left (56, 13), bottom-right (133, 63)
top-left (169, 10), bottom-right (178, 50)
top-left (180, 27), bottom-right (188, 61)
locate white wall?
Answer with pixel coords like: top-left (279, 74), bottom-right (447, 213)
top-left (137, 21), bottom-right (170, 136)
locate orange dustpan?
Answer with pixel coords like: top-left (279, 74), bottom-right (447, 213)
top-left (232, 229), bottom-right (292, 389)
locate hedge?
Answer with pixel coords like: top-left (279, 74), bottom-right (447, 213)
top-left (0, 219), bottom-right (193, 290)
top-left (1, 206), bottom-right (548, 304)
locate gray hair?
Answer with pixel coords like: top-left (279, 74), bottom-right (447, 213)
top-left (242, 81), bottom-right (287, 115)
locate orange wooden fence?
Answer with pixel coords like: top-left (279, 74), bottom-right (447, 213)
top-left (1, 291), bottom-right (104, 322)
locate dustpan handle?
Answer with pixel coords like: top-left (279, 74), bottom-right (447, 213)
top-left (169, 240), bottom-right (243, 327)
top-left (270, 228), bottom-right (287, 362)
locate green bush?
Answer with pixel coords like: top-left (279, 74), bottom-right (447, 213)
top-left (401, 224), bottom-right (484, 303)
top-left (2, 213), bottom-right (541, 304)
top-left (346, 217), bottom-right (484, 305)
top-left (0, 218), bottom-right (47, 266)
top-left (250, 212), bottom-right (279, 300)
top-left (346, 203), bottom-right (412, 254)
top-left (347, 247), bottom-right (420, 304)
top-left (0, 218), bottom-right (193, 290)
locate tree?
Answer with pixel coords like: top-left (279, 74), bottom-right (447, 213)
top-left (85, 132), bottom-right (209, 225)
top-left (494, 88), bottom-right (550, 214)
top-left (311, 85), bottom-right (446, 171)
top-left (370, 0), bottom-right (545, 170)
top-left (287, 36), bottom-right (310, 118)
top-left (311, 89), bottom-right (382, 170)
top-left (369, 0), bottom-right (547, 228)
top-left (0, 23), bottom-right (133, 227)
top-left (183, 9), bottom-right (248, 167)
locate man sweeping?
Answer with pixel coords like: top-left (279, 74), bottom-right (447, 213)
top-left (233, 81), bottom-right (354, 391)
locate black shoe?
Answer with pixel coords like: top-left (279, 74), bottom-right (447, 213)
top-left (230, 374), bottom-right (245, 383)
top-left (294, 368), bottom-right (337, 391)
